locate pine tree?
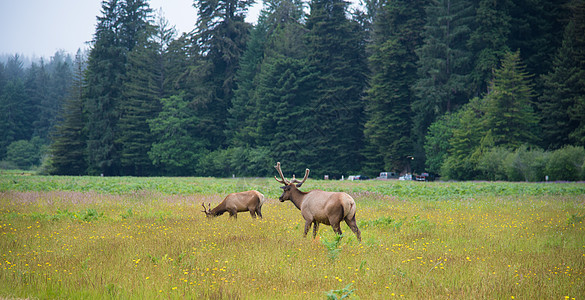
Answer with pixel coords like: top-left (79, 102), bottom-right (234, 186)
top-left (468, 0), bottom-right (512, 94)
top-left (84, 0), bottom-right (152, 175)
top-left (363, 0), bottom-right (427, 174)
top-left (117, 12), bottom-right (175, 176)
top-left (148, 93), bottom-right (207, 175)
top-left (539, 0), bottom-right (585, 148)
top-left (25, 60), bottom-right (49, 141)
top-left (49, 51), bottom-right (87, 175)
top-left (193, 0), bottom-right (253, 149)
top-left (442, 96), bottom-right (488, 179)
top-left (508, 0), bottom-right (569, 78)
top-left (305, 0), bottom-right (368, 177)
top-left (0, 55), bottom-right (33, 160)
top-left (412, 0), bottom-right (475, 167)
top-left (227, 13), bottom-right (270, 147)
top-left (46, 52), bottom-right (74, 142)
top-left (484, 50), bottom-right (540, 148)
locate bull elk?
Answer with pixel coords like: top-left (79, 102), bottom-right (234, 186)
top-left (201, 190), bottom-right (265, 219)
top-left (274, 162), bottom-right (361, 242)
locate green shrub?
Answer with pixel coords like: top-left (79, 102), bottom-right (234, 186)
top-left (504, 146), bottom-right (548, 182)
top-left (477, 147), bottom-right (510, 181)
top-left (545, 146), bottom-right (585, 181)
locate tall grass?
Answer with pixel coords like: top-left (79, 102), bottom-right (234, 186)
top-left (0, 176), bottom-right (584, 299)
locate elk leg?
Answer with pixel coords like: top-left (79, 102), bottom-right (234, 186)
top-left (249, 210), bottom-right (257, 218)
top-left (229, 209), bottom-right (237, 219)
top-left (256, 207), bottom-right (263, 219)
top-left (331, 223), bottom-right (343, 236)
top-left (304, 219), bottom-right (313, 237)
top-left (313, 222), bottom-right (319, 238)
top-left (345, 215), bottom-right (362, 242)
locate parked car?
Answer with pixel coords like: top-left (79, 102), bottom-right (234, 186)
top-left (377, 172), bottom-right (399, 180)
top-left (415, 172), bottom-right (435, 181)
top-left (352, 175), bottom-right (369, 180)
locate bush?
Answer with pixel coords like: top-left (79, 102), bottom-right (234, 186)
top-left (545, 146), bottom-right (585, 181)
top-left (5, 137), bottom-right (46, 170)
top-left (476, 147), bottom-right (510, 181)
top-left (504, 146), bottom-right (548, 182)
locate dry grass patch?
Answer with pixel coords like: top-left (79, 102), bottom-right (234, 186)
top-left (1, 183), bottom-right (584, 299)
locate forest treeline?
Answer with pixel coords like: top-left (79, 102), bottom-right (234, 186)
top-left (1, 0), bottom-right (584, 181)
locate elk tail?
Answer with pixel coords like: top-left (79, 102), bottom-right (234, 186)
top-left (258, 192), bottom-right (266, 206)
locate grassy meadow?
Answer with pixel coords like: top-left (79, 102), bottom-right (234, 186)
top-left (1, 174), bottom-right (584, 299)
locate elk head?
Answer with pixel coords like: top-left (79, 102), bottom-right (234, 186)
top-left (201, 202), bottom-right (212, 217)
top-left (274, 162), bottom-right (309, 202)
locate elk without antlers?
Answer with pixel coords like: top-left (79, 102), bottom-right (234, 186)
top-left (201, 190), bottom-right (265, 219)
top-left (274, 162), bottom-right (361, 241)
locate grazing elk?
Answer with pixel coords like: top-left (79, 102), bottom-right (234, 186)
top-left (201, 190), bottom-right (265, 219)
top-left (274, 162), bottom-right (361, 242)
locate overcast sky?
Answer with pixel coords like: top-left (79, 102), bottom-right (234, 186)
top-left (0, 0), bottom-right (263, 59)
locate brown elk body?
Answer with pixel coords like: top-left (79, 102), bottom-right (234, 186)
top-left (274, 162), bottom-right (361, 242)
top-left (201, 190), bottom-right (265, 219)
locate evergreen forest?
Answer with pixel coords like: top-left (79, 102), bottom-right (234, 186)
top-left (1, 0), bottom-right (584, 181)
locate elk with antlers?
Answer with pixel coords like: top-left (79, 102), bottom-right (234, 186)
top-left (201, 190), bottom-right (265, 219)
top-left (274, 162), bottom-right (361, 242)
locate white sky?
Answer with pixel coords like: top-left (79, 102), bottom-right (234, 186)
top-left (0, 0), bottom-right (263, 59)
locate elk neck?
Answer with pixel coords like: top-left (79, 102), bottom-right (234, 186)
top-left (289, 188), bottom-right (307, 210)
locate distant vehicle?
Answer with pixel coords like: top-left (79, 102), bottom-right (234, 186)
top-left (377, 172), bottom-right (398, 180)
top-left (349, 175), bottom-right (369, 180)
top-left (347, 175), bottom-right (356, 181)
top-left (399, 174), bottom-right (412, 181)
top-left (415, 172), bottom-right (435, 181)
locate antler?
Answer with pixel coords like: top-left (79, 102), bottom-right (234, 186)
top-left (291, 168), bottom-right (310, 187)
top-left (201, 202), bottom-right (208, 213)
top-left (274, 162), bottom-right (290, 185)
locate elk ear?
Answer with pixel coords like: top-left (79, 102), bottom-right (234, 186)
top-left (280, 186), bottom-right (286, 190)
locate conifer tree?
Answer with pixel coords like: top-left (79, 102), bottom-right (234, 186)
top-left (148, 93), bottom-right (206, 175)
top-left (363, 0), bottom-right (427, 174)
top-left (117, 12), bottom-right (175, 176)
top-left (539, 0), bottom-right (585, 148)
top-left (468, 0), bottom-right (512, 94)
top-left (412, 0), bottom-right (475, 167)
top-left (305, 0), bottom-right (367, 176)
top-left (0, 55), bottom-right (32, 160)
top-left (49, 51), bottom-right (87, 175)
top-left (484, 50), bottom-right (540, 148)
top-left (84, 0), bottom-right (151, 175)
top-left (193, 0), bottom-right (253, 149)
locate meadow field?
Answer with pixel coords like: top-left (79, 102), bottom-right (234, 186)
top-left (1, 174), bottom-right (584, 299)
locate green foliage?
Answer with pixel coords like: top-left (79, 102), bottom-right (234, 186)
top-left (412, 0), bottom-right (475, 162)
top-left (436, 52), bottom-right (543, 180)
top-left (2, 0), bottom-right (582, 181)
top-left (321, 233), bottom-right (344, 261)
top-left (468, 0), bottom-right (512, 93)
top-left (49, 51), bottom-right (87, 175)
top-left (5, 138), bottom-right (45, 170)
top-left (148, 93), bottom-right (207, 175)
top-left (539, 0), bottom-right (585, 149)
top-left (326, 283), bottom-right (355, 300)
top-left (118, 34), bottom-right (163, 176)
top-left (303, 0), bottom-right (368, 177)
top-left (484, 51), bottom-right (540, 148)
top-left (544, 145), bottom-right (585, 181)
top-left (194, 0), bottom-right (252, 150)
top-left (503, 146), bottom-right (548, 182)
top-left (84, 0), bottom-right (152, 176)
top-left (424, 113), bottom-right (457, 174)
